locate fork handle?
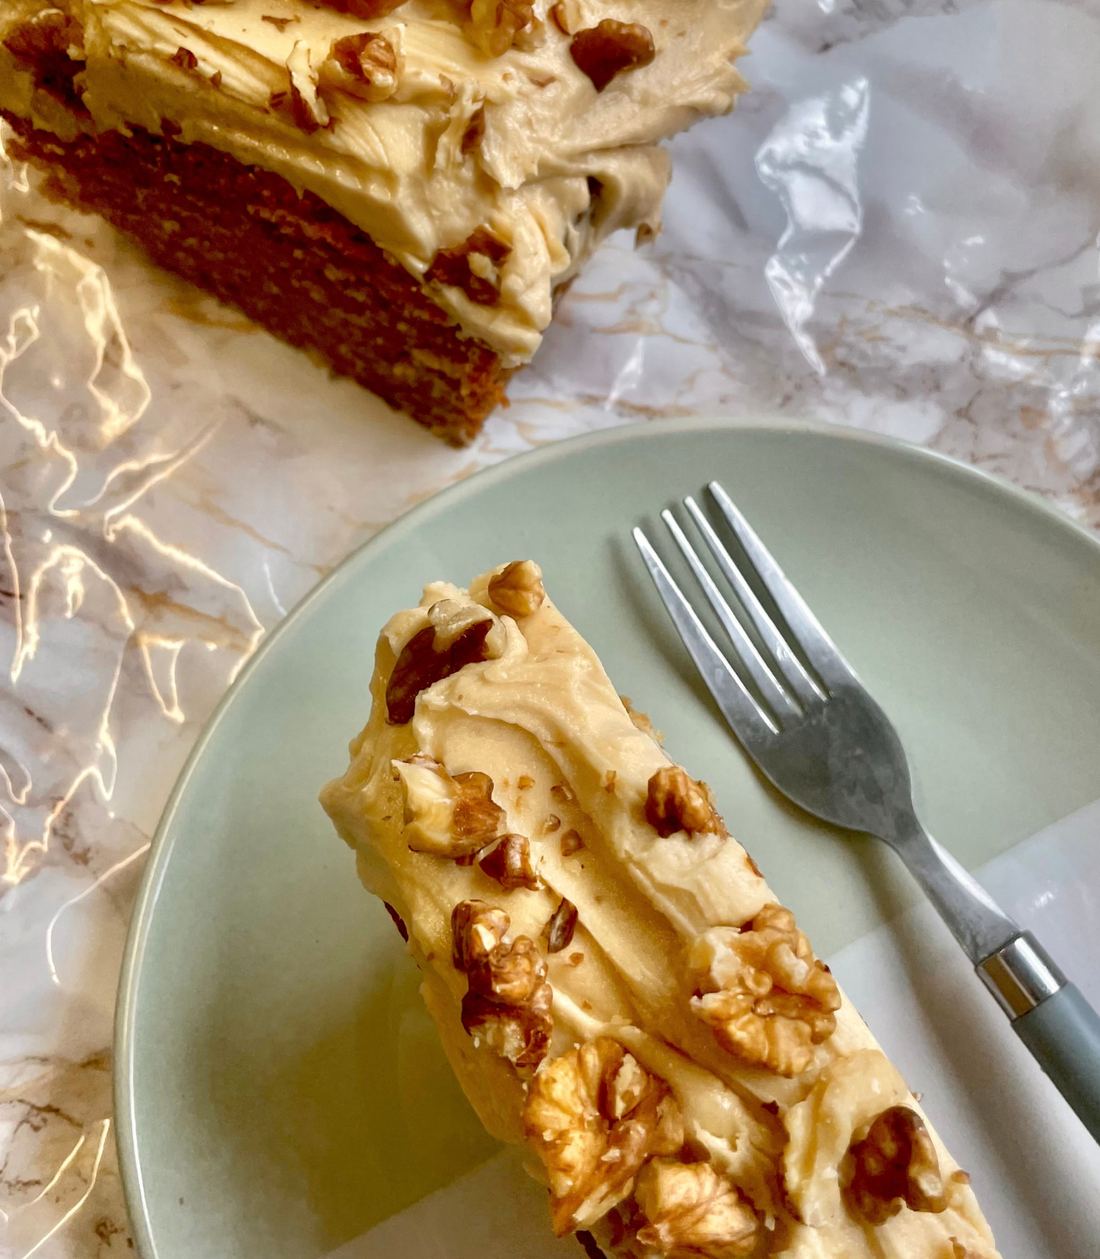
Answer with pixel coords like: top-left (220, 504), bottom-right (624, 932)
top-left (978, 932), bottom-right (1100, 1143)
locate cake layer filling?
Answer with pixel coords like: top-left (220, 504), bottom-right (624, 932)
top-left (0, 0), bottom-right (768, 364)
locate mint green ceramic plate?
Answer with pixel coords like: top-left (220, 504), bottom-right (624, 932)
top-left (116, 418), bottom-right (1100, 1259)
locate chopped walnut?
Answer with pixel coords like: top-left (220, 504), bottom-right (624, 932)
top-left (544, 814), bottom-right (562, 834)
top-left (426, 227), bottom-right (511, 306)
top-left (523, 1038), bottom-right (684, 1234)
top-left (569, 20), bottom-right (654, 92)
top-left (634, 1159), bottom-right (759, 1259)
top-left (687, 903), bottom-right (841, 1076)
top-left (621, 696), bottom-right (661, 742)
top-left (170, 46), bottom-right (198, 71)
top-left (518, 775), bottom-right (535, 790)
top-left (840, 1106), bottom-right (947, 1224)
top-left (560, 828), bottom-right (584, 857)
top-left (281, 40), bottom-right (329, 132)
top-left (479, 833), bottom-right (540, 890)
top-left (319, 31), bottom-right (400, 102)
top-left (543, 897), bottom-right (578, 953)
top-left (386, 602), bottom-right (503, 723)
top-left (3, 10), bottom-right (88, 113)
top-left (488, 560), bottom-right (546, 617)
top-left (382, 901), bottom-right (408, 941)
top-left (453, 899), bottom-right (552, 1071)
top-left (466, 0), bottom-right (535, 57)
top-left (394, 755), bottom-right (504, 858)
top-left (646, 766), bottom-right (725, 839)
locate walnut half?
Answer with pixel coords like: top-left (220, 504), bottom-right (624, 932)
top-left (452, 899), bottom-right (552, 1072)
top-left (487, 560), bottom-right (545, 618)
top-left (386, 600), bottom-right (504, 723)
top-left (319, 31), bottom-right (400, 103)
top-left (646, 766), bottom-right (725, 839)
top-left (687, 903), bottom-right (841, 1076)
top-left (394, 755), bottom-right (504, 858)
top-left (523, 1038), bottom-right (684, 1235)
top-left (840, 1106), bottom-right (947, 1224)
top-left (635, 1159), bottom-right (759, 1259)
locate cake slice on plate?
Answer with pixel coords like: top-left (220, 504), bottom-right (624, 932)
top-left (0, 0), bottom-right (767, 442)
top-left (320, 561), bottom-right (1002, 1258)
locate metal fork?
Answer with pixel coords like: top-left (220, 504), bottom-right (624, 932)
top-left (634, 480), bottom-right (1100, 1142)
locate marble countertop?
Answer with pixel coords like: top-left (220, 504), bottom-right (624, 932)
top-left (2, 0), bottom-right (1099, 1253)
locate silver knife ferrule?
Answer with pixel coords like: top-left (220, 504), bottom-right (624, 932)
top-left (977, 931), bottom-right (1067, 1019)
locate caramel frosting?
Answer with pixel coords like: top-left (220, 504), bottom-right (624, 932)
top-left (0, 0), bottom-right (768, 365)
top-left (320, 565), bottom-right (1001, 1258)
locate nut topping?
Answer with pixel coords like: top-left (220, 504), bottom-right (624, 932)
top-left (634, 1159), bottom-right (759, 1259)
top-left (426, 227), bottom-right (511, 306)
top-left (320, 31), bottom-right (400, 102)
top-left (3, 11), bottom-right (88, 113)
top-left (687, 903), bottom-right (841, 1076)
top-left (840, 1106), bottom-right (947, 1224)
top-left (569, 20), bottom-right (654, 92)
top-left (395, 755), bottom-right (504, 858)
top-left (386, 602), bottom-right (503, 723)
top-left (313, 0), bottom-right (407, 17)
top-left (543, 897), bottom-right (579, 953)
top-left (451, 898), bottom-right (510, 970)
top-left (479, 833), bottom-right (540, 890)
top-left (466, 0), bottom-right (535, 57)
top-left (487, 560), bottom-right (546, 618)
top-left (560, 828), bottom-right (584, 857)
top-left (453, 899), bottom-right (552, 1071)
top-left (646, 766), bottom-right (725, 839)
top-left (523, 1038), bottom-right (684, 1234)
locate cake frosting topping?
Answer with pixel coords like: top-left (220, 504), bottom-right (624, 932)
top-left (0, 0), bottom-right (768, 363)
top-left (320, 564), bottom-right (1001, 1258)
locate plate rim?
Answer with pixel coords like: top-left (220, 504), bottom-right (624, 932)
top-left (113, 413), bottom-right (1100, 1259)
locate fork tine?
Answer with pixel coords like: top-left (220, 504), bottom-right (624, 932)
top-left (660, 510), bottom-right (799, 719)
top-left (708, 482), bottom-right (857, 689)
top-left (683, 496), bottom-right (823, 705)
top-left (632, 527), bottom-right (779, 740)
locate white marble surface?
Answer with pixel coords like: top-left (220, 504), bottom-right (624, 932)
top-left (1, 0), bottom-right (1100, 1253)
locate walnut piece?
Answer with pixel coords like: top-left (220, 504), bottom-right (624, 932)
top-left (621, 695), bottom-right (661, 742)
top-left (320, 31), bottom-right (400, 102)
top-left (453, 899), bottom-right (552, 1071)
top-left (840, 1106), bottom-right (947, 1224)
top-left (687, 903), bottom-right (841, 1076)
top-left (386, 601), bottom-right (503, 723)
top-left (488, 559), bottom-right (546, 617)
top-left (646, 766), bottom-right (724, 839)
top-left (560, 828), bottom-right (584, 856)
top-left (570, 20), bottom-right (654, 92)
top-left (466, 0), bottom-right (535, 57)
top-left (543, 897), bottom-right (578, 953)
top-left (451, 898), bottom-right (510, 970)
top-left (3, 10), bottom-right (88, 113)
top-left (394, 754), bottom-right (504, 858)
top-left (523, 1037), bottom-right (684, 1234)
top-left (479, 833), bottom-right (540, 890)
top-left (426, 227), bottom-right (511, 306)
top-left (634, 1159), bottom-right (759, 1259)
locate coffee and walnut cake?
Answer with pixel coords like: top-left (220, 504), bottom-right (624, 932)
top-left (0, 0), bottom-right (768, 443)
top-left (320, 562), bottom-right (1002, 1258)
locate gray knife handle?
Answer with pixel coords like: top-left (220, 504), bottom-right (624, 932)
top-left (1014, 984), bottom-right (1100, 1144)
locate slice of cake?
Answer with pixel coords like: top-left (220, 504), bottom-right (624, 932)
top-left (0, 0), bottom-right (767, 443)
top-left (320, 562), bottom-right (1002, 1258)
